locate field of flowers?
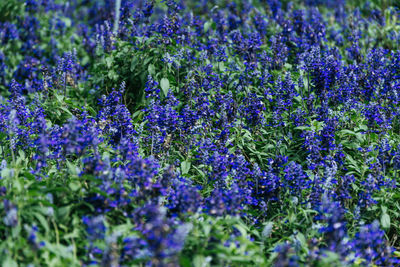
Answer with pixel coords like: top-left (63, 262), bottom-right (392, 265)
top-left (1, 0), bottom-right (400, 266)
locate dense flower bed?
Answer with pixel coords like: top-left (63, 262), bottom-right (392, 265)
top-left (0, 0), bottom-right (400, 266)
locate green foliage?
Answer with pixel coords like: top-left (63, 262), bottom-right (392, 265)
top-left (0, 0), bottom-right (24, 22)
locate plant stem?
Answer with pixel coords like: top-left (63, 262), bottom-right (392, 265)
top-left (113, 0), bottom-right (121, 35)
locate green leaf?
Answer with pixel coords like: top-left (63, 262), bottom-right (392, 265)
top-left (105, 57), bottom-right (113, 68)
top-left (193, 255), bottom-right (211, 267)
top-left (130, 56), bottom-right (139, 71)
top-left (69, 180), bottom-right (81, 192)
top-left (55, 93), bottom-right (64, 103)
top-left (11, 223), bottom-right (21, 239)
top-left (262, 222), bottom-right (273, 238)
top-left (148, 64), bottom-right (155, 75)
top-left (218, 62), bottom-right (225, 71)
top-left (202, 223), bottom-right (211, 236)
top-left (295, 232), bottom-right (307, 249)
top-left (381, 213), bottom-right (391, 229)
top-left (181, 161), bottom-right (191, 175)
top-left (204, 21), bottom-right (212, 33)
top-left (180, 256), bottom-right (192, 267)
top-left (1, 168), bottom-right (12, 179)
top-left (160, 78), bottom-right (170, 96)
top-left (66, 161), bottom-right (79, 176)
top-left (63, 228), bottom-right (80, 240)
top-left (18, 150), bottom-right (25, 160)
top-left (33, 212), bottom-right (50, 234)
top-left (56, 206), bottom-right (71, 221)
top-left (294, 126), bottom-right (311, 131)
top-left (381, 206), bottom-right (388, 214)
top-left (338, 129), bottom-right (356, 136)
top-left (3, 256), bottom-right (18, 267)
top-left (107, 70), bottom-right (118, 80)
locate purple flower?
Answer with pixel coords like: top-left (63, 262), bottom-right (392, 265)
top-left (351, 221), bottom-right (399, 266)
top-left (27, 225), bottom-right (45, 251)
top-left (82, 215), bottom-right (106, 241)
top-left (3, 200), bottom-right (18, 227)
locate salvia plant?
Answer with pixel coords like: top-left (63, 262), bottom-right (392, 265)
top-left (0, 0), bottom-right (400, 266)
